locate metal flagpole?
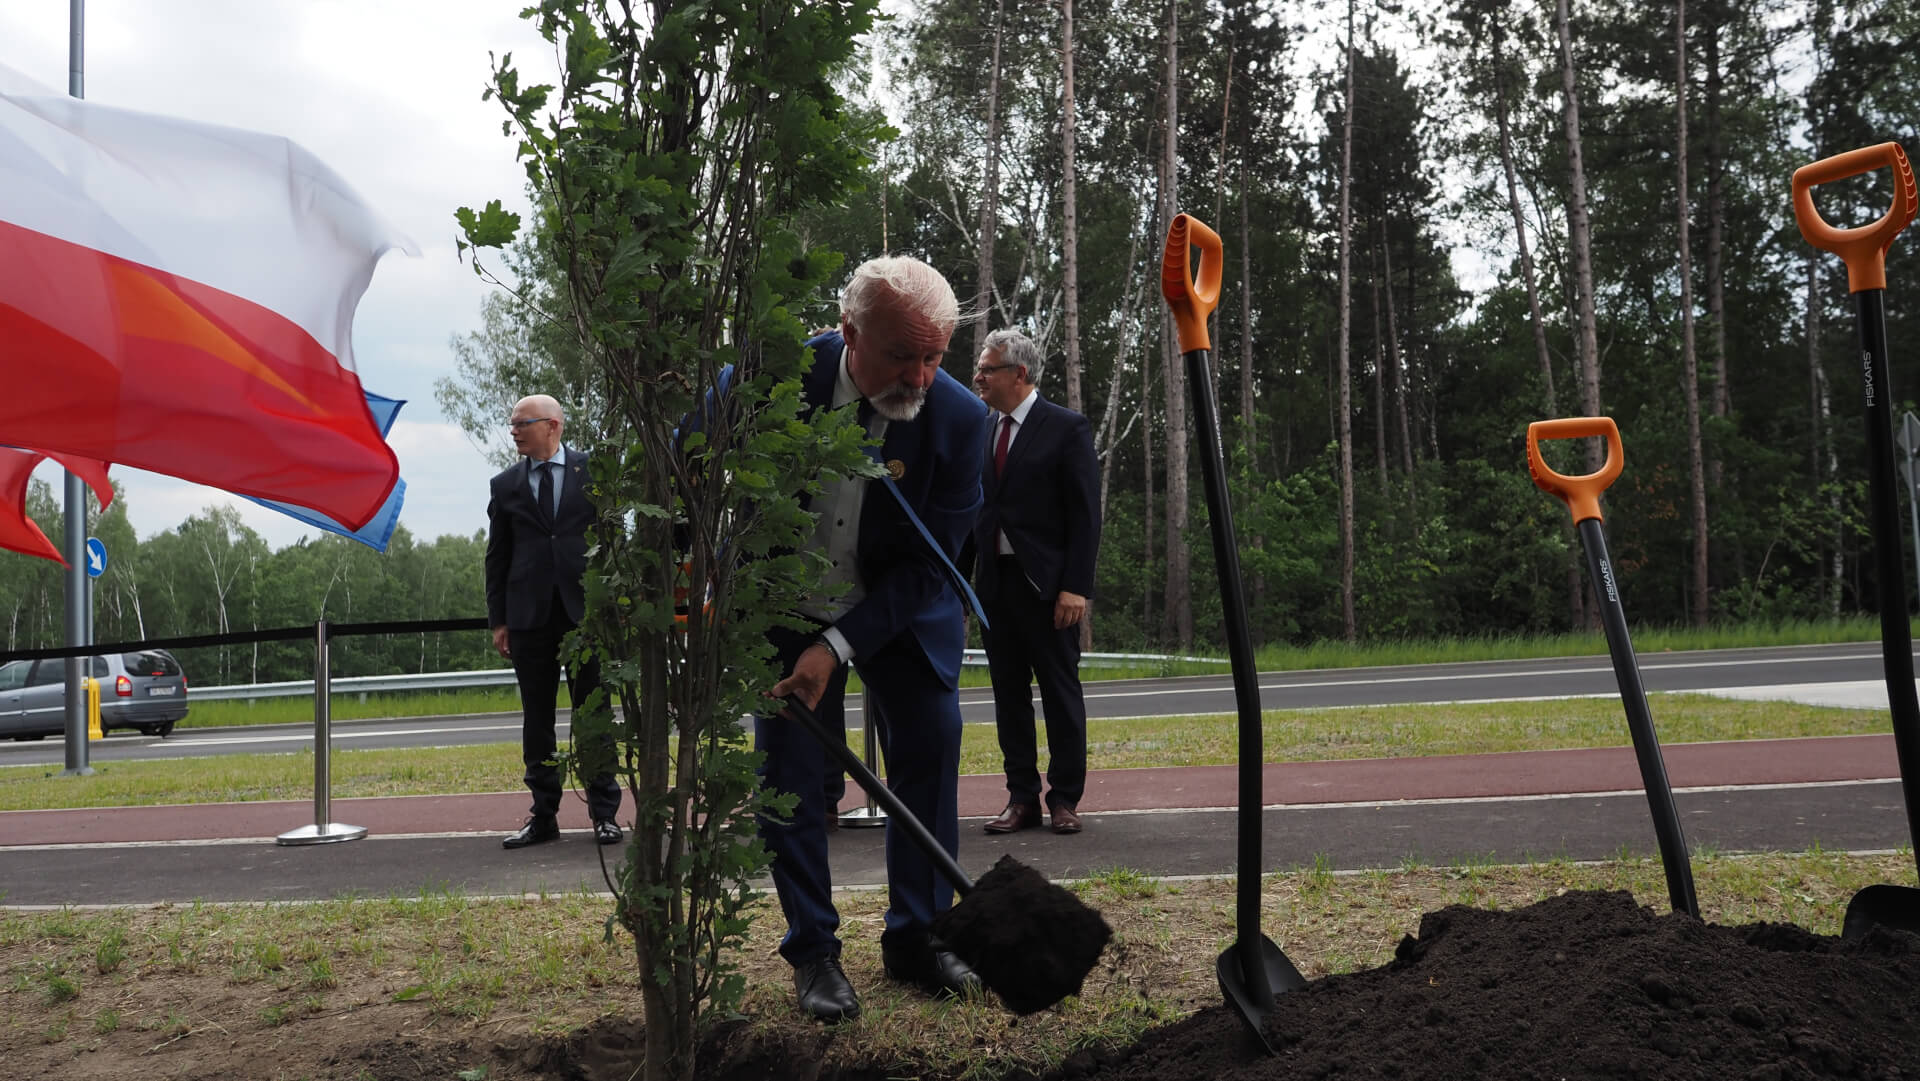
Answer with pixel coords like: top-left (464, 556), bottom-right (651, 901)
top-left (60, 0), bottom-right (94, 777)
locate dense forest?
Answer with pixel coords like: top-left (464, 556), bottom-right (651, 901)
top-left (5, 0), bottom-right (1919, 683)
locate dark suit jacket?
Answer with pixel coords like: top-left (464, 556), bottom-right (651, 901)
top-left (971, 394), bottom-right (1100, 601)
top-left (788, 333), bottom-right (989, 689)
top-left (484, 448), bottom-right (592, 631)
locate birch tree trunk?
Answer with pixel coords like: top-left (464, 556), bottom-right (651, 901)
top-left (1676, 0), bottom-right (1709, 626)
top-left (1337, 0), bottom-right (1358, 642)
top-left (1159, 0), bottom-right (1193, 647)
top-left (972, 0), bottom-right (1006, 358)
top-left (1381, 220), bottom-right (1413, 482)
top-left (1495, 21), bottom-right (1556, 416)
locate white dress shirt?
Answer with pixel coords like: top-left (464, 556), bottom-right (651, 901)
top-left (993, 389), bottom-right (1038, 555)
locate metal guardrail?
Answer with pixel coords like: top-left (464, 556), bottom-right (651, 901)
top-left (192, 649), bottom-right (1230, 702)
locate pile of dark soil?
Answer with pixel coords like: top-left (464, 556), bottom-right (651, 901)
top-left (1045, 890), bottom-right (1919, 1081)
top-left (508, 890), bottom-right (1920, 1080)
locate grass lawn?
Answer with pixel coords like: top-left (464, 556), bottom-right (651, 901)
top-left (1, 851), bottom-right (1909, 1079)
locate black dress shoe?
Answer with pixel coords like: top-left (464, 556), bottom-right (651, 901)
top-left (593, 820), bottom-right (623, 845)
top-left (883, 942), bottom-right (984, 999)
top-left (502, 816), bottom-right (559, 849)
top-left (983, 801), bottom-right (1042, 834)
top-left (793, 957), bottom-right (860, 1022)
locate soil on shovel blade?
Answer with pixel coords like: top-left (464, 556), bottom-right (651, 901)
top-left (350, 890), bottom-right (1919, 1081)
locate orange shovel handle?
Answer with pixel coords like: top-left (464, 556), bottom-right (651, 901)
top-left (1792, 142), bottom-right (1916, 293)
top-left (1161, 214), bottom-right (1223, 353)
top-left (1527, 417), bottom-right (1624, 525)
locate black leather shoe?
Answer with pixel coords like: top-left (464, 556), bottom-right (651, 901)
top-left (502, 816), bottom-right (559, 849)
top-left (593, 820), bottom-right (623, 845)
top-left (983, 801), bottom-right (1042, 834)
top-left (794, 957), bottom-right (860, 1022)
top-left (883, 942), bottom-right (983, 999)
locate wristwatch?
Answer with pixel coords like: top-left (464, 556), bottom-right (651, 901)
top-left (815, 635), bottom-right (843, 666)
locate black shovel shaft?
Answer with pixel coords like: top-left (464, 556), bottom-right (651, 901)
top-left (1852, 289), bottom-right (1920, 882)
top-left (1184, 344), bottom-right (1273, 1007)
top-left (779, 695), bottom-right (973, 897)
top-left (1577, 518), bottom-right (1700, 918)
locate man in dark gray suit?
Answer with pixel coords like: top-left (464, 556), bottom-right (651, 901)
top-left (485, 394), bottom-right (623, 849)
top-left (969, 330), bottom-right (1101, 836)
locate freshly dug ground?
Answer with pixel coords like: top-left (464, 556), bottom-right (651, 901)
top-left (529, 890), bottom-right (1920, 1080)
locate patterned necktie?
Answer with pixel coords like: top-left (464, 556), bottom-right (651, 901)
top-left (993, 415), bottom-right (1014, 478)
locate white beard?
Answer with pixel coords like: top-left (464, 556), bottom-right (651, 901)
top-left (870, 385), bottom-right (927, 421)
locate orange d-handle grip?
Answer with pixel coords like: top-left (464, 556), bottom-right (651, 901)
top-left (1792, 142), bottom-right (1915, 293)
top-left (1161, 213), bottom-right (1222, 353)
top-left (1527, 416), bottom-right (1624, 525)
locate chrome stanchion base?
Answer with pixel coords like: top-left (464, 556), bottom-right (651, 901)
top-left (837, 806), bottom-right (888, 829)
top-left (275, 822), bottom-right (367, 846)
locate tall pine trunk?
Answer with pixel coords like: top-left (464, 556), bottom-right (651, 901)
top-left (1159, 0), bottom-right (1193, 647)
top-left (1703, 8), bottom-right (1730, 492)
top-left (1337, 0), bottom-right (1358, 642)
top-left (1061, 0), bottom-right (1083, 413)
top-left (1676, 0), bottom-right (1709, 626)
top-left (1556, 0), bottom-right (1601, 452)
top-left (972, 0), bottom-right (1006, 356)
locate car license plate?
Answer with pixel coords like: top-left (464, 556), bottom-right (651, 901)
top-left (148, 686), bottom-right (176, 696)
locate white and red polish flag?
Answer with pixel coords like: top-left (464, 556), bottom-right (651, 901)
top-left (0, 63), bottom-right (415, 531)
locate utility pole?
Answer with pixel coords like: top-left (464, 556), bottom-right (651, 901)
top-left (61, 0), bottom-right (94, 776)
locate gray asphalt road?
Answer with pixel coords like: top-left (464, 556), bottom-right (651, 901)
top-left (0, 642), bottom-right (1900, 767)
top-left (1, 780), bottom-right (1905, 907)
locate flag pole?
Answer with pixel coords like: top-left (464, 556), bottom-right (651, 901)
top-left (61, 0), bottom-right (94, 777)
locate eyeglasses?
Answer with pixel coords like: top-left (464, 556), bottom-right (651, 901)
top-left (974, 363), bottom-right (1018, 376)
top-left (508, 417), bottom-right (557, 430)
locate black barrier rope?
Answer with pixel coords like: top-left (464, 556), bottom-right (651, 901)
top-left (0, 617), bottom-right (491, 663)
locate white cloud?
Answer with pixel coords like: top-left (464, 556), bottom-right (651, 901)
top-left (3, 1), bottom-right (556, 549)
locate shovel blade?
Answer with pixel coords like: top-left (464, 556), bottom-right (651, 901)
top-left (1216, 935), bottom-right (1308, 1055)
top-left (1841, 883), bottom-right (1920, 940)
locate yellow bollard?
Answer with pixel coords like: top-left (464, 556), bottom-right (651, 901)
top-left (85, 676), bottom-right (103, 741)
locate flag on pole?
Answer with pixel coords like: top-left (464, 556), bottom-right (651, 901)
top-left (242, 391), bottom-right (408, 551)
top-left (0, 63), bottom-right (413, 530)
top-left (0, 448), bottom-right (112, 564)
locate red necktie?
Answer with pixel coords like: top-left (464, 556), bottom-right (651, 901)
top-left (993, 415), bottom-right (1014, 478)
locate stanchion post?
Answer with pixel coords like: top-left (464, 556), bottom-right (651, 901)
top-left (837, 686), bottom-right (887, 829)
top-left (276, 619), bottom-right (367, 845)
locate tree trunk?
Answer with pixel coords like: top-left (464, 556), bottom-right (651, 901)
top-left (972, 0), bottom-right (1007, 358)
top-left (1061, 0), bottom-right (1084, 414)
top-left (1159, 0), bottom-right (1193, 647)
top-left (1495, 22), bottom-right (1556, 417)
top-left (1370, 256), bottom-right (1388, 493)
top-left (1239, 171), bottom-right (1254, 439)
top-left (1676, 0), bottom-right (1709, 627)
top-left (1380, 219), bottom-right (1413, 484)
top-left (1703, 7), bottom-right (1730, 490)
top-left (1556, 0), bottom-right (1601, 463)
top-left (1337, 0), bottom-right (1358, 642)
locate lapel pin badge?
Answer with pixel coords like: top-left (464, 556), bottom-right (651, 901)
top-left (886, 459), bottom-right (906, 480)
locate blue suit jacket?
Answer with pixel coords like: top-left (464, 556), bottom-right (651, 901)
top-left (797, 332), bottom-right (988, 689)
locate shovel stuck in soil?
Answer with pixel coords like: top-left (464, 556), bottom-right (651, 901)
top-left (779, 695), bottom-right (1111, 1014)
top-left (1528, 417), bottom-right (1699, 918)
top-left (1793, 141), bottom-right (1920, 940)
top-left (1161, 214), bottom-right (1309, 1051)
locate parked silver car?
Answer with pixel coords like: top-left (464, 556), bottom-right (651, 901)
top-left (0, 650), bottom-right (190, 740)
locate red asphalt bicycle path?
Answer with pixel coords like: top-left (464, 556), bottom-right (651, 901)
top-left (0, 733), bottom-right (1897, 848)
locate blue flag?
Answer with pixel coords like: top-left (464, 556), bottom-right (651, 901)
top-left (242, 391), bottom-right (407, 551)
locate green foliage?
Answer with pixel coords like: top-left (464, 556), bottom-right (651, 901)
top-left (459, 3), bottom-right (882, 1077)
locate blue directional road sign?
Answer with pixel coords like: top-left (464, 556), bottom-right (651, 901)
top-left (85, 537), bottom-right (106, 578)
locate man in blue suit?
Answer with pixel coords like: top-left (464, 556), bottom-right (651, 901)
top-left (967, 330), bottom-right (1101, 836)
top-left (761, 255), bottom-right (991, 1022)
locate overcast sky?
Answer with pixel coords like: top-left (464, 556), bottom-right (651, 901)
top-left (2, 1), bottom-right (565, 551)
